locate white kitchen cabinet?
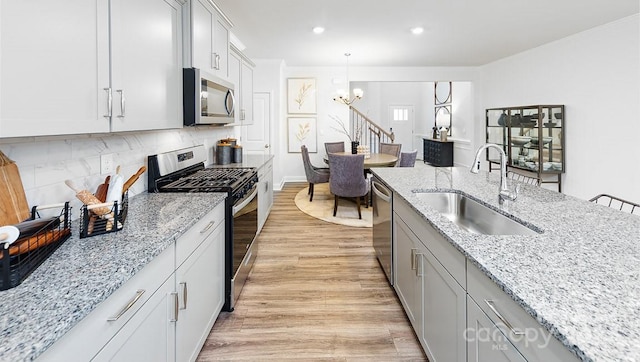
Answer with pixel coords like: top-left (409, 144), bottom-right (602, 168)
top-left (0, 0), bottom-right (110, 137)
top-left (393, 196), bottom-right (466, 362)
top-left (38, 202), bottom-right (225, 362)
top-left (175, 212), bottom-right (225, 362)
top-left (467, 261), bottom-right (578, 362)
top-left (109, 0), bottom-right (183, 132)
top-left (257, 157), bottom-right (274, 232)
top-left (229, 46), bottom-right (255, 126)
top-left (0, 0), bottom-right (182, 138)
top-left (93, 277), bottom-right (176, 362)
top-left (185, 0), bottom-right (231, 79)
top-left (467, 295), bottom-right (526, 362)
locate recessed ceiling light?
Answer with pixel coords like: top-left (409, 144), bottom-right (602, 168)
top-left (313, 26), bottom-right (325, 34)
top-left (411, 27), bottom-right (424, 35)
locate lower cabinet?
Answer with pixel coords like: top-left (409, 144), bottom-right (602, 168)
top-left (257, 157), bottom-right (274, 232)
top-left (394, 197), bottom-right (466, 362)
top-left (38, 203), bottom-right (225, 362)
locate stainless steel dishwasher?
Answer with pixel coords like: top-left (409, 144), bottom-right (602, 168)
top-left (372, 176), bottom-right (393, 285)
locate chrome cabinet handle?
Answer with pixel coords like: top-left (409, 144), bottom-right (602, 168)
top-left (416, 253), bottom-right (423, 277)
top-left (103, 88), bottom-right (112, 119)
top-left (179, 282), bottom-right (188, 310)
top-left (240, 109), bottom-right (245, 121)
top-left (410, 248), bottom-right (417, 270)
top-left (170, 292), bottom-right (179, 322)
top-left (199, 221), bottom-right (215, 234)
top-left (107, 289), bottom-right (145, 321)
top-left (116, 89), bottom-right (125, 118)
top-left (484, 300), bottom-right (524, 335)
top-left (213, 53), bottom-right (220, 70)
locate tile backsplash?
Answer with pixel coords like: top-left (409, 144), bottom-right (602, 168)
top-left (0, 126), bottom-right (237, 219)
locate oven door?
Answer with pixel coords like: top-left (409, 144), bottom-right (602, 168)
top-left (230, 184), bottom-right (258, 308)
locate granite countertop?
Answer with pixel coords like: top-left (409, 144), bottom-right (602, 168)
top-left (371, 166), bottom-right (640, 362)
top-left (0, 192), bottom-right (226, 362)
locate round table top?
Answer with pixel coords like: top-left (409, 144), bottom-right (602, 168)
top-left (324, 152), bottom-right (398, 168)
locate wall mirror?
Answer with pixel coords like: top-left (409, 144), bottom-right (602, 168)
top-left (435, 81), bottom-right (452, 105)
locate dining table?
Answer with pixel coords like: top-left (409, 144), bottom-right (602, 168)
top-left (323, 152), bottom-right (398, 168)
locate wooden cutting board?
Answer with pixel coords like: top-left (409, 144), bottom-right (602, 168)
top-left (0, 151), bottom-right (30, 225)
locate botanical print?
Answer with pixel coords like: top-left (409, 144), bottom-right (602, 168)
top-left (288, 117), bottom-right (317, 153)
top-left (287, 78), bottom-right (317, 114)
top-left (294, 82), bottom-right (313, 110)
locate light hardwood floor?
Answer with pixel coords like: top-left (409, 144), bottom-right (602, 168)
top-left (197, 183), bottom-right (427, 361)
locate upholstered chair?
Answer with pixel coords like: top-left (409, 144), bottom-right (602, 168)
top-left (328, 153), bottom-right (369, 219)
top-left (324, 141), bottom-right (345, 155)
top-left (301, 145), bottom-right (330, 202)
top-left (398, 150), bottom-right (418, 167)
top-left (379, 142), bottom-right (401, 166)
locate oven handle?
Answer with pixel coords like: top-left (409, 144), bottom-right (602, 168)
top-left (232, 186), bottom-right (258, 215)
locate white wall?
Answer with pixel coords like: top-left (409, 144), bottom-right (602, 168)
top-left (478, 14), bottom-right (640, 200)
top-left (0, 126), bottom-right (239, 217)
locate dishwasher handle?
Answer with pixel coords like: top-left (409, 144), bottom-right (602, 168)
top-left (372, 180), bottom-right (391, 203)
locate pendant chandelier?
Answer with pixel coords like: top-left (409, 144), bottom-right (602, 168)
top-left (333, 53), bottom-right (363, 106)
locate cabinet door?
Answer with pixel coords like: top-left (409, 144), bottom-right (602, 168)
top-left (190, 0), bottom-right (216, 73)
top-left (0, 0), bottom-right (110, 137)
top-left (257, 159), bottom-right (273, 231)
top-left (212, 15), bottom-right (229, 78)
top-left (109, 0), bottom-right (183, 132)
top-left (175, 222), bottom-right (225, 362)
top-left (240, 62), bottom-right (254, 125)
top-left (419, 246), bottom-right (466, 362)
top-left (467, 296), bottom-right (526, 362)
top-left (93, 276), bottom-right (176, 362)
top-left (393, 215), bottom-right (423, 337)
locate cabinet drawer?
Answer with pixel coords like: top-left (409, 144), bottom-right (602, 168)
top-left (176, 201), bottom-right (225, 267)
top-left (467, 261), bottom-right (578, 361)
top-left (39, 246), bottom-right (174, 361)
top-left (394, 196), bottom-right (465, 287)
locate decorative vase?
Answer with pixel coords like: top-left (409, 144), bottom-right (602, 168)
top-left (351, 141), bottom-right (359, 154)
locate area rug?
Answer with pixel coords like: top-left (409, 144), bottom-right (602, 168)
top-left (294, 183), bottom-right (372, 228)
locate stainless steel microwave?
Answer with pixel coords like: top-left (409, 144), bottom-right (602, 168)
top-left (183, 68), bottom-right (236, 125)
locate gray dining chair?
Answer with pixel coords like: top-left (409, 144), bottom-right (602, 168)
top-left (398, 150), bottom-right (418, 167)
top-left (324, 141), bottom-right (345, 154)
top-left (328, 153), bottom-right (369, 219)
top-left (301, 145), bottom-right (330, 202)
top-left (379, 142), bottom-right (401, 166)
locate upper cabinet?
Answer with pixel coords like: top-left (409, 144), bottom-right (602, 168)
top-left (0, 0), bottom-right (183, 138)
top-left (185, 0), bottom-right (232, 79)
top-left (229, 46), bottom-right (255, 126)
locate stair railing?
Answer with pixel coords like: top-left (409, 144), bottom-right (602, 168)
top-left (350, 106), bottom-right (394, 154)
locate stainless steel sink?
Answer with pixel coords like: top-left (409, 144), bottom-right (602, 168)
top-left (414, 192), bottom-right (539, 235)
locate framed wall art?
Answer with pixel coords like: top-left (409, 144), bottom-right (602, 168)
top-left (287, 117), bottom-right (317, 153)
top-left (287, 78), bottom-right (317, 114)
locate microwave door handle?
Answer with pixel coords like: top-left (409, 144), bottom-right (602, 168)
top-left (225, 90), bottom-right (236, 116)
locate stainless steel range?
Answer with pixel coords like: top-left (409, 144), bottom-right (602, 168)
top-left (147, 145), bottom-right (258, 311)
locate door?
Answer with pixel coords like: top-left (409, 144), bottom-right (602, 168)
top-left (242, 92), bottom-right (271, 154)
top-left (389, 105), bottom-right (415, 153)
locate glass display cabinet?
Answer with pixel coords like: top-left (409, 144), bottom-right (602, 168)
top-left (485, 105), bottom-right (565, 192)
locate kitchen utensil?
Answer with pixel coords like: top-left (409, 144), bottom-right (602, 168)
top-left (0, 228), bottom-right (71, 259)
top-left (122, 166), bottom-right (147, 193)
top-left (0, 225), bottom-right (20, 249)
top-left (65, 180), bottom-right (112, 216)
top-left (12, 216), bottom-right (61, 240)
top-left (95, 175), bottom-right (111, 202)
top-left (511, 136), bottom-right (531, 146)
top-left (0, 151), bottom-right (30, 225)
top-left (105, 166), bottom-right (124, 204)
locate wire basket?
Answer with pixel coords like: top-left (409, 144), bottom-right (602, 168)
top-left (0, 202), bottom-right (72, 290)
top-left (79, 192), bottom-right (128, 238)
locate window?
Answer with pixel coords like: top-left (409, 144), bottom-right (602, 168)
top-left (392, 107), bottom-right (409, 122)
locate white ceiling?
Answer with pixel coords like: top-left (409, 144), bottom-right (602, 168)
top-left (213, 0), bottom-right (639, 67)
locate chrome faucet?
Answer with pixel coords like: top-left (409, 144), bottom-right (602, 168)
top-left (471, 143), bottom-right (519, 204)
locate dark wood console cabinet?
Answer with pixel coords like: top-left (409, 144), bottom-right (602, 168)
top-left (423, 138), bottom-right (453, 167)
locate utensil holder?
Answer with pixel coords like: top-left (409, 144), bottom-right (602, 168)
top-left (79, 192), bottom-right (128, 238)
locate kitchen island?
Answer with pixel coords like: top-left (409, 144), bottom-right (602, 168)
top-left (371, 166), bottom-right (639, 361)
top-left (0, 192), bottom-right (226, 361)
